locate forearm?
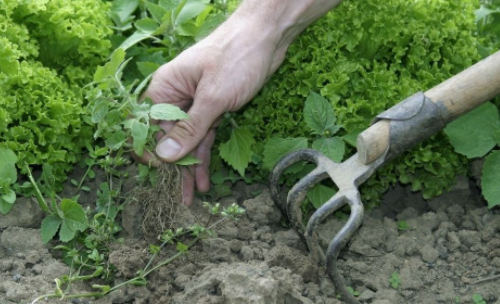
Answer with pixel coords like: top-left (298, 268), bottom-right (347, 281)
top-left (229, 0), bottom-right (344, 50)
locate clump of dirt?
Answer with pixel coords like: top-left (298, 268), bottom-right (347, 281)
top-left (130, 163), bottom-right (183, 240)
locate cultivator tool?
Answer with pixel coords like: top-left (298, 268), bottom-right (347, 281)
top-left (270, 50), bottom-right (500, 304)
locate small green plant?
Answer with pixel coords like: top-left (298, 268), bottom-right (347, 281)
top-left (31, 202), bottom-right (245, 303)
top-left (444, 102), bottom-right (500, 209)
top-left (472, 294), bottom-right (487, 304)
top-left (337, 286), bottom-right (360, 300)
top-left (397, 220), bottom-right (411, 232)
top-left (389, 272), bottom-right (401, 289)
top-left (0, 148), bottom-right (17, 214)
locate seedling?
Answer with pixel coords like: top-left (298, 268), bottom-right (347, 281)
top-left (389, 272), bottom-right (401, 289)
top-left (397, 220), bottom-right (411, 232)
top-left (472, 294), bottom-right (487, 304)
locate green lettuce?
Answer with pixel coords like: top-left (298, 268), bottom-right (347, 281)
top-left (230, 0), bottom-right (480, 201)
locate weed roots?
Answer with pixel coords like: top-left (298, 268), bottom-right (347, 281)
top-left (131, 163), bottom-right (182, 240)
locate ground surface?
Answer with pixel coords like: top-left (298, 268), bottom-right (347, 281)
top-left (1, 164), bottom-right (500, 304)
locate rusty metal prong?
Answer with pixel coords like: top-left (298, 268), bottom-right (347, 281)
top-left (305, 190), bottom-right (364, 304)
top-left (270, 149), bottom-right (327, 216)
top-left (286, 166), bottom-right (329, 231)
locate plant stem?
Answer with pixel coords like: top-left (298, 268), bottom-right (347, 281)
top-left (24, 166), bottom-right (50, 214)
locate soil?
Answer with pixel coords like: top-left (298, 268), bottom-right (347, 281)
top-left (1, 163), bottom-right (500, 304)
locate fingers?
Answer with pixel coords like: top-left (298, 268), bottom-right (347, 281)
top-left (155, 97), bottom-right (222, 162)
top-left (194, 128), bottom-right (216, 193)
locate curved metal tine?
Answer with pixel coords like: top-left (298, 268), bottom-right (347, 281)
top-left (286, 164), bottom-right (331, 232)
top-left (270, 149), bottom-right (328, 215)
top-left (326, 191), bottom-right (364, 304)
top-left (305, 192), bottom-right (349, 265)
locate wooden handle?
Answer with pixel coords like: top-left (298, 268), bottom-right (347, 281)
top-left (358, 51), bottom-right (500, 165)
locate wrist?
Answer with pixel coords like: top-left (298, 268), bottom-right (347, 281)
top-left (230, 0), bottom-right (344, 50)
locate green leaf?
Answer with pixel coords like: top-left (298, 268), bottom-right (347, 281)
top-left (137, 61), bottom-right (161, 77)
top-left (159, 0), bottom-right (182, 11)
top-left (1, 189), bottom-right (16, 204)
top-left (494, 129), bottom-right (500, 146)
top-left (482, 150), bottom-right (500, 209)
top-left (175, 155), bottom-right (201, 165)
top-left (111, 0), bottom-right (139, 23)
top-left (307, 184), bottom-right (337, 209)
top-left (444, 102), bottom-right (500, 158)
top-left (105, 130), bottom-right (127, 150)
top-left (94, 49), bottom-right (126, 82)
top-left (145, 1), bottom-right (168, 24)
top-left (312, 137), bottom-right (345, 163)
top-left (125, 120), bottom-right (149, 157)
top-left (41, 214), bottom-right (62, 244)
top-left (472, 294), bottom-right (483, 303)
top-left (59, 199), bottom-right (87, 242)
top-left (0, 148), bottom-right (17, 182)
top-left (135, 18), bottom-right (159, 33)
top-left (0, 197), bottom-right (14, 215)
top-left (176, 242), bottom-right (188, 252)
top-left (219, 128), bottom-right (255, 176)
top-left (304, 91), bottom-right (340, 136)
top-left (175, 1), bottom-right (207, 26)
top-left (91, 98), bottom-right (109, 124)
top-left (150, 104), bottom-right (189, 121)
top-left (117, 32), bottom-right (153, 51)
top-left (341, 128), bottom-right (363, 148)
top-left (262, 138), bottom-right (308, 171)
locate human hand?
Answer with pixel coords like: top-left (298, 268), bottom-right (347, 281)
top-left (137, 14), bottom-right (289, 206)
top-left (137, 0), bottom-right (344, 206)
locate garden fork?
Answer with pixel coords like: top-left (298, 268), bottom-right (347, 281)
top-left (270, 50), bottom-right (500, 304)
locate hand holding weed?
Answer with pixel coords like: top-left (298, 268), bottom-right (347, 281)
top-left (138, 0), bottom-right (344, 205)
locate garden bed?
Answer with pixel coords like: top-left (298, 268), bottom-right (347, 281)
top-left (1, 163), bottom-right (499, 304)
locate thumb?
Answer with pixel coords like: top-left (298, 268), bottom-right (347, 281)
top-left (155, 100), bottom-right (220, 162)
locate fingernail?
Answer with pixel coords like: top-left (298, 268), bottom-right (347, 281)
top-left (156, 138), bottom-right (182, 160)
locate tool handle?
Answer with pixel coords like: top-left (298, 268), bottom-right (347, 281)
top-left (358, 50), bottom-right (500, 165)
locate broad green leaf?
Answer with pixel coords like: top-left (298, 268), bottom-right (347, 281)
top-left (444, 102), bottom-right (500, 158)
top-left (150, 104), bottom-right (189, 121)
top-left (117, 32), bottom-right (153, 51)
top-left (175, 22), bottom-right (199, 37)
top-left (59, 220), bottom-right (77, 242)
top-left (219, 128), bottom-right (255, 176)
top-left (111, 0), bottom-right (139, 23)
top-left (304, 91), bottom-right (340, 136)
top-left (214, 184), bottom-right (232, 198)
top-left (137, 62), bottom-right (161, 77)
top-left (91, 98), bottom-right (109, 124)
top-left (132, 103), bottom-right (151, 122)
top-left (307, 184), bottom-right (337, 209)
top-left (41, 214), bottom-right (62, 243)
top-left (159, 0), bottom-right (182, 11)
top-left (262, 138), bottom-right (308, 171)
top-left (145, 1), bottom-right (168, 23)
top-left (196, 13), bottom-right (225, 40)
top-left (482, 150), bottom-right (500, 209)
top-left (105, 130), bottom-right (127, 150)
top-left (494, 129), bottom-right (500, 146)
top-left (312, 137), bottom-right (345, 162)
top-left (59, 199), bottom-right (87, 242)
top-left (94, 48), bottom-right (125, 82)
top-left (175, 155), bottom-right (201, 165)
top-left (0, 148), bottom-right (17, 182)
top-left (1, 189), bottom-right (16, 204)
top-left (0, 197), bottom-right (14, 214)
top-left (341, 128), bottom-right (363, 148)
top-left (175, 1), bottom-right (207, 26)
top-left (135, 18), bottom-right (159, 33)
top-left (126, 120), bottom-right (149, 156)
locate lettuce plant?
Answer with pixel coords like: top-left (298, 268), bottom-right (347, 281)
top-left (223, 0), bottom-right (481, 202)
top-left (0, 0), bottom-right (113, 187)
